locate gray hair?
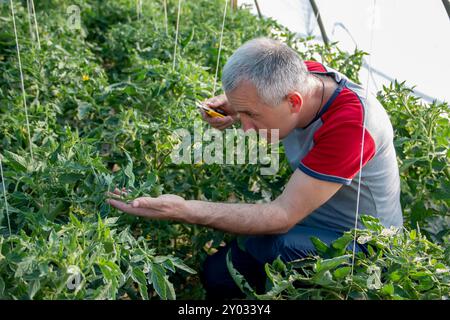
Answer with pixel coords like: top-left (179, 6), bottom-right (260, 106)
top-left (222, 37), bottom-right (310, 106)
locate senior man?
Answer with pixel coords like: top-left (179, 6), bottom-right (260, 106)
top-left (107, 37), bottom-right (403, 299)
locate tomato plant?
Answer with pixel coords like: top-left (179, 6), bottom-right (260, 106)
top-left (0, 0), bottom-right (448, 300)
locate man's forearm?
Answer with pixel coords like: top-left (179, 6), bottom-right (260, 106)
top-left (107, 169), bottom-right (337, 235)
top-left (182, 200), bottom-right (291, 235)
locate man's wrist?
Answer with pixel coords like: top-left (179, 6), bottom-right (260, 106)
top-left (181, 200), bottom-right (202, 225)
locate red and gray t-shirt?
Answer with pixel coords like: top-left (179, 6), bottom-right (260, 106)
top-left (282, 60), bottom-right (403, 233)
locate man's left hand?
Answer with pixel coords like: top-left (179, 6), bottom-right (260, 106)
top-left (106, 188), bottom-right (187, 221)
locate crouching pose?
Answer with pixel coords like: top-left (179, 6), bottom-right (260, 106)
top-left (107, 38), bottom-right (403, 299)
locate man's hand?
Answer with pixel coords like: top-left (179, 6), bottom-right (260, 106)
top-left (106, 188), bottom-right (187, 221)
top-left (200, 94), bottom-right (239, 130)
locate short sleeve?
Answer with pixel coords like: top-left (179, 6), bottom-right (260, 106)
top-left (299, 99), bottom-right (376, 185)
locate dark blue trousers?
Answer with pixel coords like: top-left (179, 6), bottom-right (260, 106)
top-left (200, 224), bottom-right (364, 300)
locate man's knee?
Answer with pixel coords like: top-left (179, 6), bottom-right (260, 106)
top-left (244, 232), bottom-right (316, 265)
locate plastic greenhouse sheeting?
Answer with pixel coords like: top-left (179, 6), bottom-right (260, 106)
top-left (239, 0), bottom-right (450, 103)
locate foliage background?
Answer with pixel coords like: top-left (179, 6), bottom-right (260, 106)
top-left (0, 0), bottom-right (448, 299)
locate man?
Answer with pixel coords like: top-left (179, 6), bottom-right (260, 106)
top-left (107, 38), bottom-right (403, 299)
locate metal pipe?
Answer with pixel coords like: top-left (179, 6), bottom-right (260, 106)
top-left (254, 0), bottom-right (262, 18)
top-left (231, 0), bottom-right (238, 11)
top-left (309, 0), bottom-right (329, 46)
top-left (442, 0), bottom-right (450, 21)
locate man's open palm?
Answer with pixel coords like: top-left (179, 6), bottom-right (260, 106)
top-left (106, 188), bottom-right (186, 220)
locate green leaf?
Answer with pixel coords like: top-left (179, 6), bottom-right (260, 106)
top-left (399, 158), bottom-right (419, 172)
top-left (15, 256), bottom-right (34, 278)
top-left (69, 213), bottom-right (82, 228)
top-left (171, 258), bottom-right (196, 274)
top-left (333, 266), bottom-right (351, 280)
top-left (60, 173), bottom-right (85, 185)
top-left (4, 150), bottom-right (28, 172)
top-left (331, 233), bottom-right (354, 251)
top-left (181, 26), bottom-right (195, 48)
top-left (0, 276), bottom-right (5, 297)
top-left (367, 244), bottom-right (376, 257)
top-left (162, 260), bottom-right (175, 273)
top-left (132, 268), bottom-right (149, 300)
top-left (225, 250), bottom-right (257, 298)
top-left (77, 102), bottom-right (92, 120)
top-left (272, 256), bottom-right (287, 273)
top-left (316, 255), bottom-right (351, 273)
top-left (312, 270), bottom-right (335, 287)
top-left (258, 279), bottom-right (292, 299)
top-left (444, 246), bottom-right (450, 265)
top-left (150, 263), bottom-right (168, 300)
top-left (103, 240), bottom-right (114, 253)
top-left (28, 279), bottom-right (41, 299)
top-left (310, 236), bottom-right (329, 256)
top-left (381, 283), bottom-right (394, 296)
top-left (165, 277), bottom-right (176, 300)
top-left (124, 152), bottom-right (135, 188)
top-left (389, 270), bottom-right (403, 282)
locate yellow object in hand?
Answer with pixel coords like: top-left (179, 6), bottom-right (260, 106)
top-left (196, 101), bottom-right (227, 118)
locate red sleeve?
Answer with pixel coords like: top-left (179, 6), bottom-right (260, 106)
top-left (299, 88), bottom-right (376, 185)
top-left (304, 60), bottom-right (327, 72)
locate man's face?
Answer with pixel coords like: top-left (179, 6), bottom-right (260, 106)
top-left (225, 80), bottom-right (300, 141)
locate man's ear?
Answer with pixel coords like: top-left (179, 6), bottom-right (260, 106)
top-left (287, 92), bottom-right (303, 113)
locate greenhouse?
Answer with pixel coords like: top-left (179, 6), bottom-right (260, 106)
top-left (0, 0), bottom-right (449, 304)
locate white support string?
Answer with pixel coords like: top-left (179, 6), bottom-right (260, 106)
top-left (0, 157), bottom-right (12, 240)
top-left (10, 0), bottom-right (34, 161)
top-left (172, 0), bottom-right (182, 70)
top-left (163, 0), bottom-right (168, 36)
top-left (136, 0), bottom-right (143, 52)
top-left (348, 0), bottom-right (377, 294)
top-left (30, 0), bottom-right (41, 49)
top-left (213, 0), bottom-right (229, 95)
top-left (136, 0), bottom-right (142, 20)
top-left (26, 0), bottom-right (34, 43)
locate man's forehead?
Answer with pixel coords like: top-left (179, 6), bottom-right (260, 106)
top-left (226, 80), bottom-right (259, 110)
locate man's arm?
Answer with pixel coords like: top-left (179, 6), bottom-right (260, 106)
top-left (107, 169), bottom-right (342, 235)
